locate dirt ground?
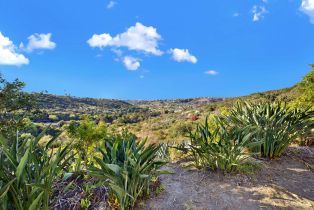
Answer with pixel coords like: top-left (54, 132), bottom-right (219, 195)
top-left (141, 146), bottom-right (314, 210)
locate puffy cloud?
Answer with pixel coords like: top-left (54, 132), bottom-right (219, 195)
top-left (205, 70), bottom-right (218, 75)
top-left (123, 56), bottom-right (140, 70)
top-left (87, 22), bottom-right (163, 55)
top-left (0, 32), bottom-right (29, 66)
top-left (87, 33), bottom-right (112, 47)
top-left (252, 5), bottom-right (267, 22)
top-left (25, 33), bottom-right (56, 52)
top-left (107, 1), bottom-right (116, 9)
top-left (169, 48), bottom-right (197, 64)
top-left (300, 0), bottom-right (314, 24)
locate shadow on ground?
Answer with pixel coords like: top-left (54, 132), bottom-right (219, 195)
top-left (141, 146), bottom-right (314, 210)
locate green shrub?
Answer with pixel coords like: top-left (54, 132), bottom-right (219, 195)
top-left (291, 64), bottom-right (314, 110)
top-left (178, 118), bottom-right (257, 173)
top-left (0, 131), bottom-right (72, 210)
top-left (66, 116), bottom-right (107, 167)
top-left (227, 102), bottom-right (314, 159)
top-left (89, 131), bottom-right (167, 210)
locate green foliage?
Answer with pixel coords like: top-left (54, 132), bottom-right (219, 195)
top-left (89, 131), bottom-right (167, 210)
top-left (0, 75), bottom-right (38, 138)
top-left (178, 117), bottom-right (257, 173)
top-left (0, 131), bottom-right (72, 210)
top-left (66, 116), bottom-right (107, 167)
top-left (227, 102), bottom-right (314, 158)
top-left (292, 64), bottom-right (314, 110)
top-left (80, 198), bottom-right (91, 209)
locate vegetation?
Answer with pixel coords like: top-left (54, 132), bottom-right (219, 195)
top-left (292, 64), bottom-right (314, 110)
top-left (0, 132), bottom-right (72, 210)
top-left (226, 102), bottom-right (314, 158)
top-left (177, 117), bottom-right (258, 173)
top-left (89, 131), bottom-right (167, 209)
top-left (0, 65), bottom-right (313, 209)
top-left (66, 117), bottom-right (107, 168)
top-left (0, 75), bottom-right (38, 139)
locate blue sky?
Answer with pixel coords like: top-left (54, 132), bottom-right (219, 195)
top-left (0, 0), bottom-right (314, 99)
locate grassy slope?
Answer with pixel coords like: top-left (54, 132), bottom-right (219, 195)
top-left (33, 86), bottom-right (299, 143)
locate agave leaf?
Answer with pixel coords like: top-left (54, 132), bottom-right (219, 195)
top-left (28, 192), bottom-right (44, 210)
top-left (106, 163), bottom-right (121, 174)
top-left (16, 147), bottom-right (30, 184)
top-left (0, 178), bottom-right (16, 200)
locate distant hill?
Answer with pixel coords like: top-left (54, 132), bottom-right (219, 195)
top-left (127, 97), bottom-right (224, 111)
top-left (35, 93), bottom-right (134, 111)
top-left (34, 86), bottom-right (297, 115)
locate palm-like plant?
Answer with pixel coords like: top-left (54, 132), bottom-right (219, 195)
top-left (89, 131), bottom-right (167, 210)
top-left (0, 132), bottom-right (72, 210)
top-left (178, 117), bottom-right (257, 173)
top-left (226, 102), bottom-right (314, 158)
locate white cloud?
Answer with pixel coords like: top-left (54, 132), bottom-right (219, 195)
top-left (87, 22), bottom-right (163, 55)
top-left (205, 70), bottom-right (218, 75)
top-left (123, 56), bottom-right (140, 70)
top-left (233, 12), bottom-right (240, 17)
top-left (107, 1), bottom-right (116, 9)
top-left (252, 5), bottom-right (267, 22)
top-left (300, 0), bottom-right (314, 24)
top-left (169, 48), bottom-right (197, 64)
top-left (0, 32), bottom-right (29, 66)
top-left (87, 33), bottom-right (112, 48)
top-left (25, 33), bottom-right (56, 52)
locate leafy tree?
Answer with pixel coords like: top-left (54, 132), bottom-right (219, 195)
top-left (0, 74), bottom-right (37, 138)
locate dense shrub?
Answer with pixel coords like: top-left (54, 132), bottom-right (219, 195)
top-left (226, 102), bottom-right (314, 158)
top-left (292, 64), bottom-right (314, 110)
top-left (0, 132), bottom-right (72, 210)
top-left (66, 116), bottom-right (107, 167)
top-left (89, 131), bottom-right (167, 210)
top-left (177, 118), bottom-right (257, 173)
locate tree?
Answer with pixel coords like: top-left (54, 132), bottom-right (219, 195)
top-left (0, 74), bottom-right (37, 138)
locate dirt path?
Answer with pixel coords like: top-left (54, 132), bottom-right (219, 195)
top-left (141, 147), bottom-right (314, 210)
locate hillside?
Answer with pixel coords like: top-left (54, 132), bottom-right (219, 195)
top-left (30, 86), bottom-right (299, 143)
top-left (36, 93), bottom-right (134, 111)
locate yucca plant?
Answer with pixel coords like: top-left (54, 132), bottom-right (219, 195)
top-left (178, 117), bottom-right (257, 173)
top-left (227, 102), bottom-right (314, 159)
top-left (89, 131), bottom-right (167, 210)
top-left (0, 131), bottom-right (73, 210)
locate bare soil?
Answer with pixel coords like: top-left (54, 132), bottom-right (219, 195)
top-left (141, 146), bottom-right (314, 210)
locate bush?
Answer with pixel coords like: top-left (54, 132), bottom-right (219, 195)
top-left (66, 116), bottom-right (107, 167)
top-left (227, 102), bottom-right (314, 159)
top-left (177, 118), bottom-right (257, 173)
top-left (89, 131), bottom-right (167, 210)
top-left (0, 131), bottom-right (72, 210)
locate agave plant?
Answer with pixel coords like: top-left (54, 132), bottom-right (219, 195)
top-left (178, 117), bottom-right (257, 173)
top-left (89, 131), bottom-right (167, 210)
top-left (0, 131), bottom-right (73, 210)
top-left (227, 102), bottom-right (314, 158)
